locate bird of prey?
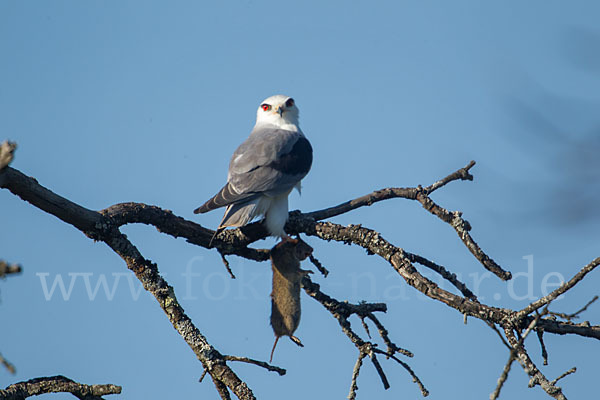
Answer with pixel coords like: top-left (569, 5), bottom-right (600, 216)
top-left (194, 94), bottom-right (312, 244)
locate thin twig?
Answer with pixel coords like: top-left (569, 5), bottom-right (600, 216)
top-left (516, 258), bottom-right (600, 320)
top-left (198, 367), bottom-right (208, 383)
top-left (502, 316), bottom-right (567, 399)
top-left (537, 329), bottom-right (548, 365)
top-left (299, 161), bottom-right (510, 281)
top-left (367, 313), bottom-right (413, 357)
top-left (491, 310), bottom-right (545, 400)
top-left (302, 275), bottom-right (421, 396)
top-left (549, 295), bottom-right (598, 321)
top-left (304, 161), bottom-right (475, 222)
top-left (566, 296), bottom-right (598, 318)
top-left (359, 316), bottom-right (371, 339)
top-left (219, 251), bottom-right (236, 279)
top-left (348, 352), bottom-right (366, 400)
top-left (490, 351), bottom-right (515, 400)
top-left (223, 355), bottom-right (286, 376)
top-left (550, 367), bottom-right (576, 386)
top-left (373, 349), bottom-right (429, 397)
top-left (308, 253), bottom-right (329, 277)
top-left (424, 160), bottom-right (475, 193)
top-left (414, 194), bottom-right (511, 280)
top-left (367, 346), bottom-right (390, 390)
top-left (0, 353), bottom-right (16, 374)
top-left (407, 252), bottom-right (477, 300)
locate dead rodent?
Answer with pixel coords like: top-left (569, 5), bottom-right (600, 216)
top-left (269, 239), bottom-right (313, 362)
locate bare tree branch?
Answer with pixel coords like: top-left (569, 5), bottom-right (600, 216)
top-left (413, 192), bottom-right (510, 280)
top-left (303, 220), bottom-right (600, 341)
top-left (424, 160), bottom-right (476, 192)
top-left (537, 328), bottom-right (549, 365)
top-left (372, 348), bottom-right (429, 397)
top-left (550, 367), bottom-right (577, 386)
top-left (406, 252), bottom-right (476, 300)
top-left (218, 250), bottom-right (236, 279)
top-left (0, 353), bottom-right (16, 375)
top-left (0, 375), bottom-right (121, 400)
top-left (0, 261), bottom-right (22, 278)
top-left (491, 310), bottom-right (545, 400)
top-left (0, 167), bottom-right (106, 234)
top-left (490, 352), bottom-right (515, 400)
top-left (367, 345), bottom-right (390, 389)
top-left (0, 167), bottom-right (254, 400)
top-left (298, 161), bottom-right (510, 280)
top-left (2, 152), bottom-right (598, 399)
top-left (222, 356), bottom-right (286, 376)
top-left (348, 351), bottom-right (366, 400)
top-left (308, 253), bottom-right (329, 277)
top-left (302, 160), bottom-right (475, 221)
top-left (535, 318), bottom-right (600, 340)
top-left (101, 201), bottom-right (270, 262)
top-left (102, 230), bottom-right (255, 399)
top-left (504, 328), bottom-right (566, 399)
top-left (516, 257), bottom-right (600, 320)
top-left (301, 275), bottom-right (426, 396)
top-left (301, 275), bottom-right (387, 346)
top-left (0, 141), bottom-right (17, 171)
top-left (366, 313), bottom-right (413, 357)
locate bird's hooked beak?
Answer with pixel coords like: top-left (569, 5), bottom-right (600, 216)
top-left (276, 105), bottom-right (284, 117)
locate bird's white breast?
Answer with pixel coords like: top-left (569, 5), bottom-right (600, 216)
top-left (263, 189), bottom-right (293, 238)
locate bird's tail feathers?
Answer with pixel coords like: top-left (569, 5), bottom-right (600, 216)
top-left (194, 183), bottom-right (255, 214)
top-left (208, 198), bottom-right (263, 246)
top-left (219, 198), bottom-right (264, 228)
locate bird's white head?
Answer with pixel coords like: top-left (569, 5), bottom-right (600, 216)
top-left (255, 94), bottom-right (300, 131)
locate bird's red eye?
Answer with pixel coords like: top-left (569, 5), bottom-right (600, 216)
top-left (261, 104), bottom-right (271, 111)
top-left (285, 98), bottom-right (294, 108)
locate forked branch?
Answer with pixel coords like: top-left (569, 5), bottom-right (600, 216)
top-left (2, 144), bottom-right (598, 399)
top-left (301, 276), bottom-right (427, 397)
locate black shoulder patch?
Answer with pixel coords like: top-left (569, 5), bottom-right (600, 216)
top-left (269, 136), bottom-right (313, 176)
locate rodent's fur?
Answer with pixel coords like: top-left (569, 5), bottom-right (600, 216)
top-left (269, 239), bottom-right (313, 362)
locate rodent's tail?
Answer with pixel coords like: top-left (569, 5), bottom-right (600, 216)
top-left (269, 336), bottom-right (281, 363)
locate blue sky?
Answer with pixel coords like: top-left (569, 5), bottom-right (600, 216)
top-left (1, 1), bottom-right (599, 399)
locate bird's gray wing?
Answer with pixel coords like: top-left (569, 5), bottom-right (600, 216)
top-left (194, 125), bottom-right (312, 214)
top-left (228, 126), bottom-right (312, 195)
